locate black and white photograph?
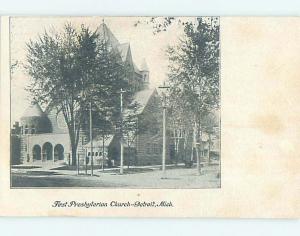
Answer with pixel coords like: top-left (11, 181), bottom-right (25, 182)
top-left (10, 16), bottom-right (220, 188)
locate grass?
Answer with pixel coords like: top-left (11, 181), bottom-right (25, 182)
top-left (11, 165), bottom-right (41, 169)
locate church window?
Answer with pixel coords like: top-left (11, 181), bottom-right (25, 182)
top-left (146, 143), bottom-right (151, 154)
top-left (88, 152), bottom-right (91, 156)
top-left (153, 143), bottom-right (159, 154)
top-left (24, 125), bottom-right (29, 134)
top-left (95, 152), bottom-right (98, 156)
top-left (31, 125), bottom-right (35, 134)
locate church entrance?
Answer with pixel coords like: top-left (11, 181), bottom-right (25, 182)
top-left (42, 142), bottom-right (53, 161)
top-left (32, 145), bottom-right (41, 161)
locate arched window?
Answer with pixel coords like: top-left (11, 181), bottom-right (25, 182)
top-left (31, 125), bottom-right (35, 134)
top-left (42, 142), bottom-right (53, 161)
top-left (24, 125), bottom-right (28, 134)
top-left (32, 145), bottom-right (41, 161)
top-left (54, 144), bottom-right (64, 161)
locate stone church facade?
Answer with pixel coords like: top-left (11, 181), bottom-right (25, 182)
top-left (11, 23), bottom-right (171, 167)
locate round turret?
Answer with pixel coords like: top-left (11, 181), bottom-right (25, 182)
top-left (20, 102), bottom-right (52, 134)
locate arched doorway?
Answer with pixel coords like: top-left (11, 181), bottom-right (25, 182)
top-left (42, 142), bottom-right (53, 161)
top-left (32, 145), bottom-right (41, 161)
top-left (54, 144), bottom-right (64, 161)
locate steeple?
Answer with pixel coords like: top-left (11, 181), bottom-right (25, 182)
top-left (96, 21), bottom-right (120, 49)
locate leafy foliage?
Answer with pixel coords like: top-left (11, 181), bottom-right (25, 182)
top-left (167, 18), bottom-right (220, 119)
top-left (135, 17), bottom-right (220, 165)
top-left (25, 23), bottom-right (132, 165)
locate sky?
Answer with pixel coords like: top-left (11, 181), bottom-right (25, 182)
top-left (10, 16), bottom-right (194, 123)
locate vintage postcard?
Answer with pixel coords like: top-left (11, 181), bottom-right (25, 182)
top-left (0, 16), bottom-right (299, 217)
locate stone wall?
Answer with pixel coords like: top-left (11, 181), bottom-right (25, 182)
top-left (19, 133), bottom-right (71, 164)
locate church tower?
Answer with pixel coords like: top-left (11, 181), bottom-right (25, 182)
top-left (140, 58), bottom-right (149, 88)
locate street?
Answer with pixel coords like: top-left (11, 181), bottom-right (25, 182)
top-left (11, 164), bottom-right (220, 188)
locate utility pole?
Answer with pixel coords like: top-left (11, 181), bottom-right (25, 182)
top-left (158, 83), bottom-right (170, 178)
top-left (102, 134), bottom-right (105, 171)
top-left (120, 88), bottom-right (125, 174)
top-left (162, 101), bottom-right (166, 176)
top-left (89, 100), bottom-right (94, 176)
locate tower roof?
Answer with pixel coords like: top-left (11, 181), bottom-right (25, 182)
top-left (140, 58), bottom-right (149, 71)
top-left (96, 23), bottom-right (120, 49)
top-left (96, 22), bottom-right (145, 77)
top-left (21, 102), bottom-right (44, 118)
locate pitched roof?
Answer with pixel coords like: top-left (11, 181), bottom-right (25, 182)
top-left (124, 88), bottom-right (156, 115)
top-left (96, 23), bottom-right (143, 77)
top-left (96, 23), bottom-right (120, 49)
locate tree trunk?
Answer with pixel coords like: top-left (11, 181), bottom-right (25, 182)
top-left (71, 144), bottom-right (77, 166)
top-left (195, 122), bottom-right (201, 175)
top-left (196, 145), bottom-right (201, 175)
top-left (102, 134), bottom-right (105, 171)
top-left (69, 127), bottom-right (79, 166)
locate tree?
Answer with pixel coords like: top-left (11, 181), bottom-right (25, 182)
top-left (91, 34), bottom-right (134, 169)
top-left (167, 92), bottom-right (194, 165)
top-left (122, 102), bottom-right (140, 168)
top-left (26, 24), bottom-right (98, 165)
top-left (166, 17), bottom-right (220, 173)
top-left (135, 17), bottom-right (220, 171)
top-left (25, 23), bottom-right (132, 166)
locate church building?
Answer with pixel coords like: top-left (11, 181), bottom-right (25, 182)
top-left (11, 23), bottom-right (171, 167)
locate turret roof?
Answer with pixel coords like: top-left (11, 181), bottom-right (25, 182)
top-left (21, 102), bottom-right (45, 118)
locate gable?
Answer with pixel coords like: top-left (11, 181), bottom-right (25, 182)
top-left (46, 108), bottom-right (69, 134)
